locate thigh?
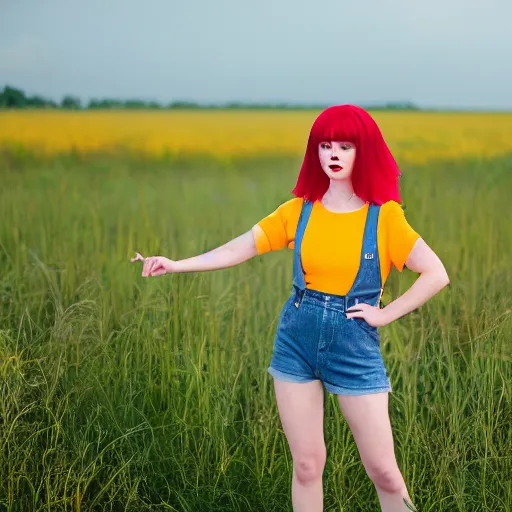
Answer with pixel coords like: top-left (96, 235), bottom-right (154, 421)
top-left (336, 392), bottom-right (398, 471)
top-left (273, 379), bottom-right (326, 458)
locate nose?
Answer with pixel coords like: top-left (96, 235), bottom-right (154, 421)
top-left (330, 146), bottom-right (341, 160)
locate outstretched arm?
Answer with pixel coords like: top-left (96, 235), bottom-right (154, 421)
top-left (133, 226), bottom-right (262, 277)
top-left (173, 226), bottom-right (261, 273)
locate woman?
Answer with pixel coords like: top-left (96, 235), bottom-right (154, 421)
top-left (133, 105), bottom-right (450, 512)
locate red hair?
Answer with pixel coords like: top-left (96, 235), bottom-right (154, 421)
top-left (291, 105), bottom-right (402, 205)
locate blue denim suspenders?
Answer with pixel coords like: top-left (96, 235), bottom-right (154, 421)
top-left (291, 199), bottom-right (383, 310)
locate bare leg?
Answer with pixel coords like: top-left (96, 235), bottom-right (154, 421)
top-left (273, 378), bottom-right (327, 512)
top-left (336, 392), bottom-right (418, 511)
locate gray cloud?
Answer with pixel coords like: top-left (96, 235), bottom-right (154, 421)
top-left (0, 0), bottom-right (511, 108)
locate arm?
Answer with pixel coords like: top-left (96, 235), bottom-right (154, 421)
top-left (173, 225), bottom-right (262, 273)
top-left (380, 238), bottom-right (450, 323)
top-left (137, 225), bottom-right (263, 276)
top-left (346, 238), bottom-right (450, 325)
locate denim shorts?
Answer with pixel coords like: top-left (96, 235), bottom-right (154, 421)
top-left (268, 287), bottom-right (392, 395)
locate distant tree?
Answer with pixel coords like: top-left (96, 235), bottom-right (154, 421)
top-left (61, 95), bottom-right (82, 109)
top-left (26, 95), bottom-right (56, 108)
top-left (0, 85), bottom-right (27, 108)
top-left (168, 100), bottom-right (200, 109)
top-left (382, 101), bottom-right (419, 110)
top-left (88, 98), bottom-right (121, 109)
top-left (124, 99), bottom-right (148, 109)
top-left (0, 84), bottom-right (423, 111)
top-left (26, 95), bottom-right (46, 107)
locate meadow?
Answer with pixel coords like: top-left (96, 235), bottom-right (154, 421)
top-left (0, 110), bottom-right (511, 511)
top-left (2, 109), bottom-right (512, 163)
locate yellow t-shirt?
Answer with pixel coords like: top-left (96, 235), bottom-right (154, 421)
top-left (255, 198), bottom-right (420, 296)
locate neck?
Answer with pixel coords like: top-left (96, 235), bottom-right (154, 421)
top-left (321, 180), bottom-right (366, 212)
top-left (324, 180), bottom-right (355, 202)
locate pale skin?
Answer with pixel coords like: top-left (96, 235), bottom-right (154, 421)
top-left (132, 141), bottom-right (450, 511)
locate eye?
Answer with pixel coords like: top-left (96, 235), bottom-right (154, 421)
top-left (320, 142), bottom-right (331, 149)
top-left (341, 143), bottom-right (353, 150)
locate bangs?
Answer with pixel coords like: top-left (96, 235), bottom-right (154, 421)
top-left (309, 105), bottom-right (362, 146)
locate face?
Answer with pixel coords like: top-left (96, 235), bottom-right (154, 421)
top-left (318, 141), bottom-right (356, 179)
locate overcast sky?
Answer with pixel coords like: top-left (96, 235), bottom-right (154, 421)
top-left (1, 0), bottom-right (511, 109)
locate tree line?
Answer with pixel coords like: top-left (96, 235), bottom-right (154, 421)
top-left (0, 85), bottom-right (420, 111)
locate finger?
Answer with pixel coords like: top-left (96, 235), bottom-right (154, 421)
top-left (131, 251), bottom-right (144, 262)
top-left (151, 267), bottom-right (167, 277)
top-left (346, 307), bottom-right (363, 314)
top-left (346, 312), bottom-right (364, 319)
top-left (149, 262), bottom-right (162, 276)
top-left (148, 258), bottom-right (160, 276)
top-left (131, 252), bottom-right (145, 263)
top-left (346, 304), bottom-right (368, 311)
top-left (142, 257), bottom-right (153, 277)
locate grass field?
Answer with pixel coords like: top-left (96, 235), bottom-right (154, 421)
top-left (0, 111), bottom-right (511, 511)
top-left (2, 109), bottom-right (512, 163)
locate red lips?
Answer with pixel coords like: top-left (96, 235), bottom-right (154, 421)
top-left (329, 165), bottom-right (343, 172)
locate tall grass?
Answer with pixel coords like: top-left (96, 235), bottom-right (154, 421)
top-left (0, 150), bottom-right (511, 511)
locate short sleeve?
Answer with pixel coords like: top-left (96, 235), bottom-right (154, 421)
top-left (384, 201), bottom-right (421, 271)
top-left (254, 198), bottom-right (301, 255)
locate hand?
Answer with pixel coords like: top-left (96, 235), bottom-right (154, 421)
top-left (345, 303), bottom-right (391, 327)
top-left (131, 252), bottom-right (176, 277)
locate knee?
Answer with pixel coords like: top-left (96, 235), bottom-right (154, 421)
top-left (293, 449), bottom-right (326, 485)
top-left (365, 462), bottom-right (404, 493)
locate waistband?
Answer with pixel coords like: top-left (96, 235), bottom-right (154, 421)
top-left (292, 284), bottom-right (380, 312)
